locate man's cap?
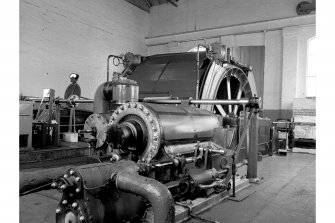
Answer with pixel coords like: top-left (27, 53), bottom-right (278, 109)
top-left (69, 73), bottom-right (79, 79)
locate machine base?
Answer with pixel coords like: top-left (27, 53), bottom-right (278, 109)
top-left (144, 177), bottom-right (250, 223)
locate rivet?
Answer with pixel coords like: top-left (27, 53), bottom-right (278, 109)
top-left (79, 216), bottom-right (85, 221)
top-left (62, 200), bottom-right (68, 205)
top-left (56, 208), bottom-right (61, 214)
top-left (76, 188), bottom-right (81, 193)
top-left (72, 202), bottom-right (78, 208)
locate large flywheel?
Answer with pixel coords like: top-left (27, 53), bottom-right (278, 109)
top-left (200, 62), bottom-right (258, 117)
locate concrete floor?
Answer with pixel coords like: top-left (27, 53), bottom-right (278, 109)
top-left (19, 152), bottom-right (315, 223)
top-left (186, 153), bottom-right (315, 223)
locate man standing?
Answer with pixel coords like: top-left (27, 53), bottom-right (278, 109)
top-left (64, 73), bottom-right (81, 99)
top-left (64, 73), bottom-right (81, 133)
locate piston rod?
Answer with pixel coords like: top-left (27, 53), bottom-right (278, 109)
top-left (22, 97), bottom-right (94, 103)
top-left (143, 98), bottom-right (249, 105)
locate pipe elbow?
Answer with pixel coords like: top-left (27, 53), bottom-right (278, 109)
top-left (93, 82), bottom-right (113, 113)
top-left (116, 171), bottom-right (175, 223)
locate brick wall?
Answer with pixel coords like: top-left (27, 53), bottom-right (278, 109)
top-left (20, 0), bottom-right (149, 98)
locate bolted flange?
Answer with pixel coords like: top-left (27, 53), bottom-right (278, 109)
top-left (72, 202), bottom-right (78, 208)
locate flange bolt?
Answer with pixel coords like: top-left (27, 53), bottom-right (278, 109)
top-left (62, 200), bottom-right (68, 205)
top-left (79, 216), bottom-right (85, 221)
top-left (56, 208), bottom-right (61, 214)
top-left (72, 202), bottom-right (78, 208)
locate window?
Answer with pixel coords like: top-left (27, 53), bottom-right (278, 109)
top-left (306, 37), bottom-right (316, 97)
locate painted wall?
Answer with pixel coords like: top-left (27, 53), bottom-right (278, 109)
top-left (148, 0), bottom-right (303, 38)
top-left (20, 0), bottom-right (149, 98)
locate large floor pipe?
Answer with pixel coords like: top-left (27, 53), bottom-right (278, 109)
top-left (115, 171), bottom-right (175, 223)
top-left (20, 166), bottom-right (71, 195)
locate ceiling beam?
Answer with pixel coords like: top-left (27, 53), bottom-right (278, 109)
top-left (167, 0), bottom-right (178, 7)
top-left (125, 0), bottom-right (150, 13)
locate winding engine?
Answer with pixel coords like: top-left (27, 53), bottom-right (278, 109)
top-left (51, 44), bottom-right (263, 223)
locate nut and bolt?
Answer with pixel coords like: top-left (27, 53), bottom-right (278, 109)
top-left (69, 170), bottom-right (74, 175)
top-left (75, 177), bottom-right (80, 182)
top-left (76, 188), bottom-right (81, 193)
top-left (62, 200), bottom-right (68, 205)
top-left (63, 174), bottom-right (68, 178)
top-left (60, 185), bottom-right (67, 190)
top-left (79, 216), bottom-right (85, 221)
top-left (56, 208), bottom-right (61, 214)
top-left (72, 202), bottom-right (78, 208)
top-left (51, 182), bottom-right (57, 187)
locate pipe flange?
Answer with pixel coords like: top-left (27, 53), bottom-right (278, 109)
top-left (56, 199), bottom-right (88, 223)
top-left (109, 102), bottom-right (161, 162)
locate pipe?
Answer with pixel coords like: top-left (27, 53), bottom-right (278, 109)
top-left (20, 157), bottom-right (101, 195)
top-left (23, 98), bottom-right (94, 103)
top-left (115, 171), bottom-right (175, 223)
top-left (93, 82), bottom-right (111, 113)
top-left (20, 166), bottom-right (73, 195)
top-left (143, 98), bottom-right (250, 105)
top-left (107, 54), bottom-right (123, 82)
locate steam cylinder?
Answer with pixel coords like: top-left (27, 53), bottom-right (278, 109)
top-left (108, 102), bottom-right (220, 162)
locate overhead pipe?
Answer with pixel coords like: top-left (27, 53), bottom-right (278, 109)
top-left (115, 171), bottom-right (175, 223)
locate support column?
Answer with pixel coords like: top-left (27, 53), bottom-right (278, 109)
top-left (247, 111), bottom-right (259, 181)
top-left (281, 26), bottom-right (300, 118)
